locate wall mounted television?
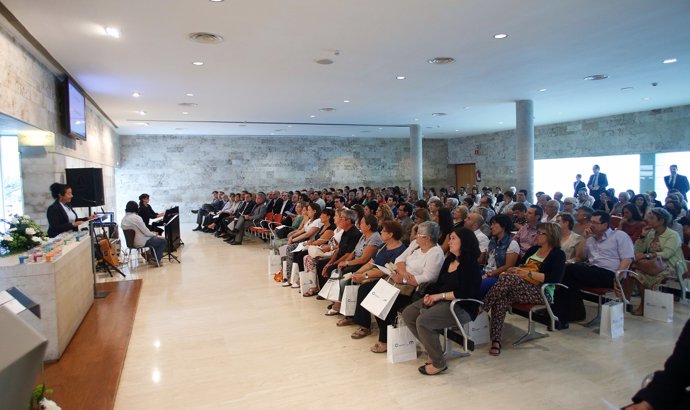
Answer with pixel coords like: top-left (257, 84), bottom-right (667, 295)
top-left (61, 78), bottom-right (87, 140)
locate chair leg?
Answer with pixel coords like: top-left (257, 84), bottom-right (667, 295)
top-left (677, 270), bottom-right (690, 305)
top-left (150, 248), bottom-right (159, 267)
top-left (583, 295), bottom-right (602, 328)
top-left (442, 328), bottom-right (471, 359)
top-left (513, 309), bottom-right (548, 347)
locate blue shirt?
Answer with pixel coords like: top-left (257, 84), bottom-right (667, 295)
top-left (584, 229), bottom-right (634, 272)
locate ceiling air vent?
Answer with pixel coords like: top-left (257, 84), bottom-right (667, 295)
top-left (188, 32), bottom-right (224, 44)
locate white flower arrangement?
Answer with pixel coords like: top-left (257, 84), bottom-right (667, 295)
top-left (0, 214), bottom-right (48, 255)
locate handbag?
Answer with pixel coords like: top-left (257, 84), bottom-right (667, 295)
top-left (643, 289), bottom-right (673, 322)
top-left (387, 315), bottom-right (418, 363)
top-left (600, 301), bottom-right (624, 338)
top-left (361, 278), bottom-right (400, 320)
top-left (267, 251), bottom-right (281, 276)
top-left (340, 285), bottom-right (360, 316)
top-left (634, 257), bottom-right (667, 276)
top-left (465, 311), bottom-right (490, 345)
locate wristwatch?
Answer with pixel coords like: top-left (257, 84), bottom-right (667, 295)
top-left (402, 277), bottom-right (408, 285)
top-left (345, 261), bottom-right (350, 267)
top-left (364, 272), bottom-right (369, 279)
top-left (527, 271), bottom-right (533, 279)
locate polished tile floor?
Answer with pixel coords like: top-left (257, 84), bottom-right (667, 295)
top-left (110, 224), bottom-right (689, 409)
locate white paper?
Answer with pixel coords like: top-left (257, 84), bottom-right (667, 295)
top-left (0, 290), bottom-right (12, 305)
top-left (375, 264), bottom-right (392, 276)
top-left (291, 242), bottom-right (305, 253)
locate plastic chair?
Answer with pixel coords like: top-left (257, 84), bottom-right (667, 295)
top-left (122, 229), bottom-right (159, 267)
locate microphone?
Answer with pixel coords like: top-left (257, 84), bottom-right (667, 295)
top-left (75, 197), bottom-right (99, 204)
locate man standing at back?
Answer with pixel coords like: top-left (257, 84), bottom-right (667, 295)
top-left (665, 164), bottom-right (689, 201)
top-left (555, 211), bottom-right (634, 327)
top-left (587, 165), bottom-right (608, 199)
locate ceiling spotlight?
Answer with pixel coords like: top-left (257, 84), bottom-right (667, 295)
top-left (192, 61), bottom-right (204, 66)
top-left (319, 107), bottom-right (336, 112)
top-left (185, 93), bottom-right (194, 97)
top-left (188, 32), bottom-right (224, 45)
top-left (663, 58), bottom-right (677, 64)
top-left (178, 102), bottom-right (198, 107)
top-left (378, 127), bottom-right (383, 130)
top-left (498, 121), bottom-right (504, 125)
top-left (464, 106), bottom-right (470, 110)
top-left (431, 112), bottom-right (447, 117)
top-left (455, 129), bottom-right (459, 132)
top-left (583, 74), bottom-right (608, 81)
top-left (287, 125), bottom-right (293, 128)
top-left (137, 111), bottom-right (146, 116)
top-left (396, 75), bottom-right (406, 80)
top-left (309, 115), bottom-right (316, 118)
top-left (343, 100), bottom-right (350, 103)
top-left (104, 27), bottom-right (120, 38)
top-left (414, 118), bottom-right (419, 122)
top-left (642, 97), bottom-right (650, 101)
top-left (132, 92), bottom-right (141, 98)
top-left (493, 33), bottom-right (508, 39)
top-left (538, 88), bottom-right (547, 92)
top-left (182, 111), bottom-right (189, 115)
top-left (315, 58), bottom-right (334, 65)
top-left (427, 57), bottom-right (455, 65)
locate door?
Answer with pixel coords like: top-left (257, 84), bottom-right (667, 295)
top-left (455, 163), bottom-right (476, 190)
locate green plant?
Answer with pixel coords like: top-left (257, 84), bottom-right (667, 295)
top-left (0, 214), bottom-right (47, 255)
top-left (29, 383), bottom-right (53, 410)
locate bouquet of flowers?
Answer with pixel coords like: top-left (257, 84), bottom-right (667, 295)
top-left (0, 214), bottom-right (48, 255)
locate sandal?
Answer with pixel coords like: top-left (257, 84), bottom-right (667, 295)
top-left (632, 306), bottom-right (644, 316)
top-left (351, 327), bottom-right (372, 339)
top-left (325, 308), bottom-right (340, 316)
top-left (489, 341), bottom-right (501, 356)
top-left (370, 342), bottom-right (387, 353)
top-left (336, 317), bottom-right (354, 327)
top-left (303, 288), bottom-right (319, 297)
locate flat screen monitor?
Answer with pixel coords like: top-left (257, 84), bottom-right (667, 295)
top-left (62, 79), bottom-right (87, 140)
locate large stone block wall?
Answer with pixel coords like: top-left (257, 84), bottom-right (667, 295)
top-left (448, 105), bottom-right (690, 191)
top-left (0, 22), bottom-right (120, 227)
top-left (117, 135), bottom-right (449, 222)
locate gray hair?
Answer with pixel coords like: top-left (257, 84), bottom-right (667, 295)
top-left (649, 207), bottom-right (672, 227)
top-left (446, 197), bottom-right (459, 209)
top-left (256, 192), bottom-right (267, 201)
top-left (341, 209), bottom-right (357, 224)
top-left (416, 221), bottom-right (439, 244)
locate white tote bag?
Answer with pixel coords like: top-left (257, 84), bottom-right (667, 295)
top-left (299, 270), bottom-right (317, 294)
top-left (340, 285), bottom-right (360, 316)
top-left (643, 289), bottom-right (674, 323)
top-left (387, 318), bottom-right (417, 363)
top-left (268, 252), bottom-right (282, 276)
top-left (465, 311), bottom-right (490, 345)
top-left (318, 278), bottom-right (341, 302)
top-left (600, 301), bottom-right (624, 338)
top-left (361, 279), bottom-right (400, 320)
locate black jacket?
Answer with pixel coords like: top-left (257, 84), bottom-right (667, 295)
top-left (46, 200), bottom-right (86, 238)
top-left (520, 245), bottom-right (566, 284)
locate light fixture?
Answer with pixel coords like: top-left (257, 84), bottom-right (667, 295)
top-left (132, 92), bottom-right (141, 98)
top-left (319, 107), bottom-right (335, 112)
top-left (209, 0), bottom-right (224, 2)
top-left (287, 125), bottom-right (293, 128)
top-left (427, 57), bottom-right (455, 65)
top-left (463, 106), bottom-right (470, 110)
top-left (621, 87), bottom-right (634, 91)
top-left (378, 127), bottom-right (383, 130)
top-left (136, 122), bottom-right (150, 126)
top-left (137, 111), bottom-right (146, 116)
top-left (315, 58), bottom-right (334, 65)
top-left (414, 118), bottom-right (419, 122)
top-left (538, 88), bottom-right (547, 92)
top-left (192, 61), bottom-right (204, 66)
top-left (663, 58), bottom-right (677, 64)
top-left (498, 121), bottom-right (504, 125)
top-left (182, 111), bottom-right (189, 115)
top-left (396, 75), bottom-right (406, 80)
top-left (188, 32), bottom-right (224, 44)
top-left (493, 33), bottom-right (508, 39)
top-left (431, 112), bottom-right (447, 116)
top-left (455, 129), bottom-right (459, 132)
top-left (185, 93), bottom-right (194, 97)
top-left (104, 27), bottom-right (120, 38)
top-left (309, 115), bottom-right (316, 118)
top-left (343, 100), bottom-right (350, 103)
top-left (583, 74), bottom-right (608, 81)
top-left (641, 97), bottom-right (650, 101)
top-left (178, 102), bottom-right (198, 107)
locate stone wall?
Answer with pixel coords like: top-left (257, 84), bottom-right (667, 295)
top-left (117, 135), bottom-right (450, 222)
top-left (448, 105), bottom-right (690, 191)
top-left (0, 22), bottom-right (120, 227)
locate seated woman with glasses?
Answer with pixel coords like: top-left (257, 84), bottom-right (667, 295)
top-left (483, 222), bottom-right (566, 356)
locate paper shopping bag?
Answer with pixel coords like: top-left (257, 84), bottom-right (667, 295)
top-left (465, 311), bottom-right (490, 345)
top-left (299, 270), bottom-right (317, 294)
top-left (600, 301), bottom-right (624, 338)
top-left (340, 285), bottom-right (360, 316)
top-left (643, 289), bottom-right (673, 322)
top-left (268, 251), bottom-right (282, 276)
top-left (387, 319), bottom-right (417, 363)
top-left (361, 279), bottom-right (400, 320)
top-left (318, 278), bottom-right (341, 302)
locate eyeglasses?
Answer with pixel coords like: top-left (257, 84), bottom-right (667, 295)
top-left (537, 232), bottom-right (547, 236)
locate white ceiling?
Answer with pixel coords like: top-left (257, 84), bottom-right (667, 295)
top-left (2, 0), bottom-right (690, 138)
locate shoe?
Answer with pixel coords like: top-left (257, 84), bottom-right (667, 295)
top-left (303, 289), bottom-right (319, 297)
top-left (193, 226), bottom-right (202, 231)
top-left (291, 283), bottom-right (300, 289)
top-left (351, 327), bottom-right (371, 339)
top-left (191, 210), bottom-right (198, 214)
top-left (230, 241), bottom-right (241, 245)
top-left (418, 364), bottom-right (447, 376)
top-left (223, 236), bottom-right (234, 242)
top-left (370, 342), bottom-right (387, 353)
top-left (316, 295), bottom-right (325, 300)
top-left (325, 308), bottom-right (340, 316)
top-left (327, 303), bottom-right (334, 310)
top-left (148, 259), bottom-right (159, 268)
top-left (282, 281), bottom-right (292, 287)
top-left (202, 227), bottom-right (212, 233)
top-left (215, 232), bottom-right (223, 238)
top-left (336, 317), bottom-right (353, 327)
top-left (489, 341), bottom-right (501, 356)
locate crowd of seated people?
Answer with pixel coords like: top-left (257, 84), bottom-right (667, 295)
top-left (188, 179), bottom-right (688, 376)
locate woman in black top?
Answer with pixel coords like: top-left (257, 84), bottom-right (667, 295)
top-left (46, 183), bottom-right (94, 238)
top-left (483, 222), bottom-right (566, 356)
top-left (138, 193), bottom-right (164, 234)
top-left (402, 227), bottom-right (482, 376)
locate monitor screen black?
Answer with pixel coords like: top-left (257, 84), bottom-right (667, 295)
top-left (62, 79), bottom-right (87, 140)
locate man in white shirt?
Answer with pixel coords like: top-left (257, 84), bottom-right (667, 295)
top-left (464, 212), bottom-right (489, 263)
top-left (121, 201), bottom-right (166, 266)
top-left (541, 200), bottom-right (560, 223)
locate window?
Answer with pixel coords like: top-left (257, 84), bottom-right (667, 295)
top-left (0, 136), bottom-right (24, 219)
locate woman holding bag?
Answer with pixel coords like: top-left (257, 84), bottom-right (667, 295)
top-left (483, 222), bottom-right (566, 356)
top-left (401, 227), bottom-right (482, 375)
top-left (623, 207), bottom-right (686, 315)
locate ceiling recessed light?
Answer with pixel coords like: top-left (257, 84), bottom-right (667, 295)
top-left (642, 97), bottom-right (650, 101)
top-left (137, 111), bottom-right (146, 116)
top-left (132, 92), bottom-right (141, 98)
top-left (621, 87), bottom-right (634, 91)
top-left (538, 88), bottom-right (547, 92)
top-left (498, 121), bottom-right (504, 125)
top-left (315, 58), bottom-right (334, 65)
top-left (136, 122), bottom-right (149, 126)
top-left (583, 74), bottom-right (608, 81)
top-left (663, 58), bottom-right (677, 64)
top-left (455, 129), bottom-right (459, 132)
top-left (309, 115), bottom-right (316, 118)
top-left (188, 32), bottom-right (224, 44)
top-left (192, 61), bottom-right (204, 66)
top-left (414, 118), bottom-right (419, 122)
top-left (182, 111), bottom-right (189, 115)
top-left (343, 100), bottom-right (350, 103)
top-left (493, 33), bottom-right (508, 39)
top-left (287, 125), bottom-right (293, 128)
top-left (396, 75), bottom-right (406, 80)
top-left (427, 57), bottom-right (455, 65)
top-left (209, 0), bottom-right (224, 2)
top-left (319, 107), bottom-right (336, 112)
top-left (464, 106), bottom-right (470, 110)
top-left (431, 112), bottom-right (447, 116)
top-left (178, 102), bottom-right (198, 107)
top-left (104, 27), bottom-right (120, 38)
top-left (185, 93), bottom-right (194, 97)
top-left (378, 127), bottom-right (383, 130)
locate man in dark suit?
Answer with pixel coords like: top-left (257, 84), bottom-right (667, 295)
top-left (665, 164), bottom-right (689, 200)
top-left (573, 174), bottom-right (586, 197)
top-left (228, 192), bottom-right (267, 245)
top-left (587, 165), bottom-right (608, 199)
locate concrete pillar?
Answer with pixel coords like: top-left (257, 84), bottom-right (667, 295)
top-left (410, 124), bottom-right (423, 196)
top-left (516, 100), bottom-right (534, 202)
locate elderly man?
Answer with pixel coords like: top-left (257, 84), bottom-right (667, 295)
top-left (541, 200), bottom-right (560, 223)
top-left (227, 192), bottom-right (267, 245)
top-left (576, 187), bottom-right (595, 209)
top-left (515, 205), bottom-right (542, 256)
top-left (555, 211), bottom-right (634, 327)
top-left (562, 197), bottom-right (577, 214)
top-left (496, 190), bottom-right (514, 214)
top-left (464, 212), bottom-right (489, 262)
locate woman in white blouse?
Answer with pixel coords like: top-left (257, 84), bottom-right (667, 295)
top-left (556, 212), bottom-right (582, 261)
